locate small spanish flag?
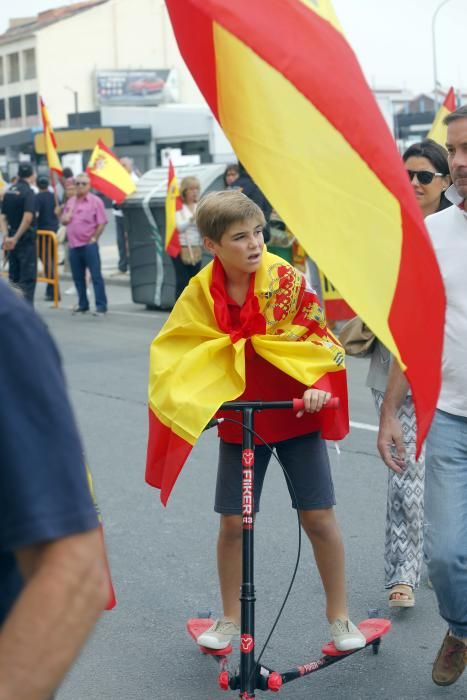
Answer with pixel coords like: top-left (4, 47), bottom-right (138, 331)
top-left (86, 140), bottom-right (136, 204)
top-left (39, 97), bottom-right (63, 177)
top-left (165, 160), bottom-right (182, 257)
top-left (166, 0), bottom-right (446, 454)
top-left (427, 87), bottom-right (456, 146)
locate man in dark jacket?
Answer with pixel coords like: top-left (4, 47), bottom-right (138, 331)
top-left (233, 163), bottom-right (272, 242)
top-left (0, 163), bottom-right (37, 304)
top-left (36, 175), bottom-right (60, 301)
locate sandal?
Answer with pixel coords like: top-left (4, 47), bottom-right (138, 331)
top-left (388, 584), bottom-right (415, 608)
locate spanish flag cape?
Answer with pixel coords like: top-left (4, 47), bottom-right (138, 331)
top-left (146, 251), bottom-right (348, 505)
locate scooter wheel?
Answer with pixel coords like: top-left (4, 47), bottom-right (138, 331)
top-left (267, 672), bottom-right (283, 692)
top-left (219, 671), bottom-right (229, 690)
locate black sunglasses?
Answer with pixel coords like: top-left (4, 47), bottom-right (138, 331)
top-left (406, 169), bottom-right (444, 185)
top-left (75, 182), bottom-right (89, 186)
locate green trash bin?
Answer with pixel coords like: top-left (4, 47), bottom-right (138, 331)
top-left (122, 164), bottom-right (225, 309)
top-left (268, 244), bottom-right (293, 263)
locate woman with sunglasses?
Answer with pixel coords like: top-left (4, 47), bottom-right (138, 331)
top-left (367, 139), bottom-right (450, 609)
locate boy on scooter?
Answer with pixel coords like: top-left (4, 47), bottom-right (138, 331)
top-left (146, 190), bottom-right (365, 653)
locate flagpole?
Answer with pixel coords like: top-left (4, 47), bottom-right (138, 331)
top-left (432, 0), bottom-right (455, 109)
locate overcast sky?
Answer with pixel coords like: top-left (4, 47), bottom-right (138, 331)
top-left (0, 0), bottom-right (464, 95)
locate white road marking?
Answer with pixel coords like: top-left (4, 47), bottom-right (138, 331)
top-left (350, 420), bottom-right (378, 432)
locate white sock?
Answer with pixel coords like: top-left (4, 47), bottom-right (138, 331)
top-left (449, 631), bottom-right (467, 646)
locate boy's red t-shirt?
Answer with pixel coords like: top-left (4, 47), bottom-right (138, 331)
top-left (217, 295), bottom-right (327, 444)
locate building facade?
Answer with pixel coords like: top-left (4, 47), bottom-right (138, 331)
top-left (0, 0), bottom-right (205, 131)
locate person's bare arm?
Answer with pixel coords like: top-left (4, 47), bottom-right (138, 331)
top-left (0, 213), bottom-right (8, 237)
top-left (60, 206), bottom-right (73, 225)
top-left (89, 223), bottom-right (105, 244)
top-left (0, 528), bottom-right (108, 700)
top-left (377, 360), bottom-right (410, 474)
top-left (3, 212), bottom-right (34, 250)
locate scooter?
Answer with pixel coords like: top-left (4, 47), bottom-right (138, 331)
top-left (187, 398), bottom-right (391, 697)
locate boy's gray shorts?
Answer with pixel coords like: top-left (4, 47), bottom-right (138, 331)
top-left (214, 432), bottom-right (335, 514)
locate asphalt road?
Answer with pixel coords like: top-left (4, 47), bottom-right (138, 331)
top-left (33, 283), bottom-right (465, 700)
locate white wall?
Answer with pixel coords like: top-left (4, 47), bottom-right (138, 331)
top-left (37, 0), bottom-right (205, 126)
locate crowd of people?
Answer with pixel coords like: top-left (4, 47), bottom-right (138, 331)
top-left (0, 156), bottom-right (142, 313)
top-left (1, 105), bottom-right (467, 699)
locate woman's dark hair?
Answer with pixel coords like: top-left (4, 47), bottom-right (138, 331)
top-left (403, 139), bottom-right (451, 211)
top-left (223, 162), bottom-right (240, 187)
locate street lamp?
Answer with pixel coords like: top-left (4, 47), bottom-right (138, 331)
top-left (64, 85), bottom-right (80, 128)
top-left (432, 0), bottom-right (455, 108)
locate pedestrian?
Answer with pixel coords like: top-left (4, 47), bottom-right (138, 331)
top-left (223, 163), bottom-right (240, 188)
top-left (61, 173), bottom-right (108, 316)
top-left (367, 139), bottom-right (451, 608)
top-left (112, 157), bottom-right (139, 275)
top-left (148, 190), bottom-right (365, 653)
top-left (36, 174), bottom-right (61, 302)
top-left (172, 175), bottom-right (203, 300)
top-left (0, 163), bottom-right (37, 305)
top-left (378, 106), bottom-right (467, 687)
top-left (0, 278), bottom-right (108, 699)
top-left (234, 162), bottom-right (272, 222)
top-left (232, 163), bottom-right (272, 242)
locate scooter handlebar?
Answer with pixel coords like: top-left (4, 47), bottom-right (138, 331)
top-left (292, 396), bottom-right (340, 412)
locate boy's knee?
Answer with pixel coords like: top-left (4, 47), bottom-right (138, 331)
top-left (300, 508), bottom-right (337, 538)
top-left (219, 515), bottom-right (243, 542)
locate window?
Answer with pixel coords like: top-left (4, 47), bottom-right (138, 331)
top-left (25, 93), bottom-right (38, 116)
top-left (23, 49), bottom-right (36, 79)
top-left (8, 95), bottom-right (22, 119)
top-left (7, 53), bottom-right (20, 83)
top-left (0, 57), bottom-right (4, 85)
top-left (0, 99), bottom-right (5, 121)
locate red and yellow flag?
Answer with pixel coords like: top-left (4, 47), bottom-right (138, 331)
top-left (427, 87), bottom-right (456, 146)
top-left (147, 252), bottom-right (348, 504)
top-left (166, 0), bottom-right (445, 453)
top-left (165, 160), bottom-right (182, 257)
top-left (86, 140), bottom-right (136, 204)
top-left (39, 97), bottom-right (63, 177)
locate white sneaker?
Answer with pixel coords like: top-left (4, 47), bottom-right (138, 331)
top-left (196, 618), bottom-right (239, 650)
top-left (330, 618), bottom-right (366, 652)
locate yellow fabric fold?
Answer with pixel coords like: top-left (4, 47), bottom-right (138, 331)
top-left (148, 252), bottom-right (344, 445)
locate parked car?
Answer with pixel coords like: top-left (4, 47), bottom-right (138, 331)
top-left (127, 78), bottom-right (165, 95)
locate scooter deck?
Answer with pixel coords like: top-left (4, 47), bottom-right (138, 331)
top-left (322, 618), bottom-right (392, 657)
top-left (187, 618), bottom-right (233, 656)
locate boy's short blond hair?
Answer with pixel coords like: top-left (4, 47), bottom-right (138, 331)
top-left (180, 176), bottom-right (200, 201)
top-left (196, 190), bottom-right (265, 243)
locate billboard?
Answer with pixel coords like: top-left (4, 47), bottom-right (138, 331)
top-left (95, 69), bottom-right (178, 106)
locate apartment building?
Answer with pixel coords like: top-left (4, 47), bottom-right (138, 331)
top-left (0, 0), bottom-right (204, 131)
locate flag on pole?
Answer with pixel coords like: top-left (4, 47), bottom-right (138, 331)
top-left (165, 0), bottom-right (446, 454)
top-left (39, 97), bottom-right (63, 176)
top-left (86, 139), bottom-right (137, 204)
top-left (427, 87), bottom-right (456, 146)
top-left (165, 160), bottom-right (182, 257)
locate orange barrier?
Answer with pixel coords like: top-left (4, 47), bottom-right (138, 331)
top-left (37, 229), bottom-right (60, 307)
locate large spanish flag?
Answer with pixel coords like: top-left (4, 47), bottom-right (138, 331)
top-left (165, 160), bottom-right (182, 257)
top-left (39, 97), bottom-right (63, 177)
top-left (147, 251), bottom-right (348, 504)
top-left (427, 87), bottom-right (456, 146)
top-left (166, 0), bottom-right (445, 453)
top-left (86, 140), bottom-right (137, 204)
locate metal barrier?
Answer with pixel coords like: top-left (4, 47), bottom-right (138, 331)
top-left (37, 229), bottom-right (60, 307)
